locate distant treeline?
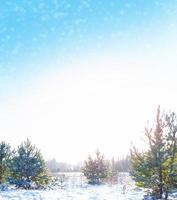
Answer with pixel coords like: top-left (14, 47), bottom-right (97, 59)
top-left (46, 159), bottom-right (81, 173)
top-left (111, 156), bottom-right (130, 172)
top-left (46, 156), bottom-right (130, 173)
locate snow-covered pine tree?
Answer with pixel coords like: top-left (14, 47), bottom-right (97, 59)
top-left (164, 111), bottom-right (177, 198)
top-left (82, 150), bottom-right (110, 185)
top-left (9, 139), bottom-right (51, 189)
top-left (130, 106), bottom-right (177, 199)
top-left (0, 142), bottom-right (11, 184)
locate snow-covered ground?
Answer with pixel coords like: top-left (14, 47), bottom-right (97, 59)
top-left (0, 173), bottom-right (176, 200)
top-left (0, 186), bottom-right (144, 200)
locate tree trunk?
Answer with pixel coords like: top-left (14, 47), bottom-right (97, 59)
top-left (159, 167), bottom-right (163, 199)
top-left (164, 191), bottom-right (168, 200)
top-left (0, 165), bottom-right (3, 184)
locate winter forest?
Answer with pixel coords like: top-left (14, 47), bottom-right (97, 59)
top-left (0, 106), bottom-right (177, 199)
top-left (1, 0), bottom-right (177, 199)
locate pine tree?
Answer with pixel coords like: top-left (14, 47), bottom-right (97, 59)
top-left (130, 106), bottom-right (177, 199)
top-left (164, 111), bottom-right (177, 198)
top-left (82, 150), bottom-right (110, 185)
top-left (9, 139), bottom-right (51, 189)
top-left (0, 142), bottom-right (11, 184)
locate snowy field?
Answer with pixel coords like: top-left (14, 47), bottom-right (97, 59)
top-left (0, 173), bottom-right (176, 200)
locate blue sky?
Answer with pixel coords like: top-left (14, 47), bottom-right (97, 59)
top-left (1, 0), bottom-right (177, 73)
top-left (0, 1), bottom-right (174, 89)
top-left (1, 0), bottom-right (177, 162)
